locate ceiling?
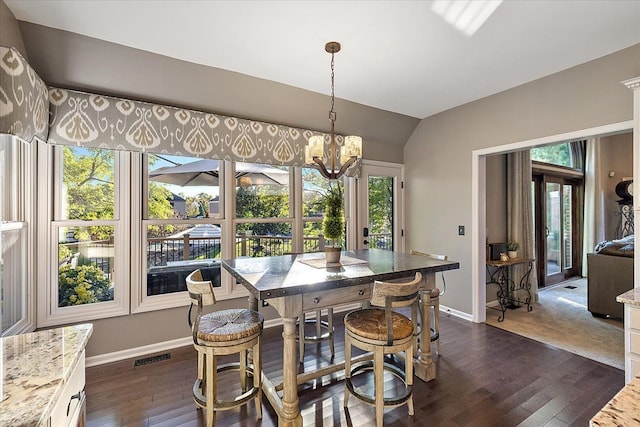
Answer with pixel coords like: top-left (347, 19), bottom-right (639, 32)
top-left (5, 0), bottom-right (640, 119)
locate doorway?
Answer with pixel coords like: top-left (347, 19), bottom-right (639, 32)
top-left (532, 172), bottom-right (583, 287)
top-left (357, 161), bottom-right (404, 251)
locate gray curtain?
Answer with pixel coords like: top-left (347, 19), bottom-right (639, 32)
top-left (583, 137), bottom-right (605, 276)
top-left (507, 150), bottom-right (538, 301)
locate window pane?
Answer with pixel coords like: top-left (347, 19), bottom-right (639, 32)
top-left (146, 223), bottom-right (221, 296)
top-left (235, 163), bottom-right (289, 219)
top-left (61, 147), bottom-right (115, 220)
top-left (147, 154), bottom-right (221, 219)
top-left (368, 176), bottom-right (393, 250)
top-left (531, 143), bottom-right (572, 168)
top-left (1, 226), bottom-right (26, 334)
top-left (563, 184), bottom-right (573, 270)
top-left (235, 223), bottom-right (292, 257)
top-left (302, 168), bottom-right (330, 218)
top-left (58, 225), bottom-right (115, 307)
top-left (303, 221), bottom-right (324, 253)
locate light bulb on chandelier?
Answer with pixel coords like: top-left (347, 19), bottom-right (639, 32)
top-left (305, 41), bottom-right (362, 180)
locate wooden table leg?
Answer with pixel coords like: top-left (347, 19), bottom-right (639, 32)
top-left (415, 273), bottom-right (436, 382)
top-left (248, 296), bottom-right (259, 364)
top-left (280, 316), bottom-right (302, 426)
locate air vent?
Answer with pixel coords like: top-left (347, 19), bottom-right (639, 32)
top-left (134, 353), bottom-right (171, 367)
top-left (564, 285), bottom-right (577, 289)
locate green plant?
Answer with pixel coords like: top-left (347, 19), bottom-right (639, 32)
top-left (58, 264), bottom-right (112, 306)
top-left (322, 182), bottom-right (344, 246)
top-left (507, 242), bottom-right (519, 251)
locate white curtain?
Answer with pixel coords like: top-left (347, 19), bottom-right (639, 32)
top-left (507, 150), bottom-right (538, 301)
top-left (583, 137), bottom-right (605, 276)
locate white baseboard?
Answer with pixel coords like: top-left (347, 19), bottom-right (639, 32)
top-left (439, 304), bottom-right (473, 322)
top-left (86, 336), bottom-right (193, 367)
top-left (86, 303), bottom-right (364, 367)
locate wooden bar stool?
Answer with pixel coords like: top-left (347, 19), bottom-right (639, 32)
top-left (410, 250), bottom-right (447, 355)
top-left (343, 272), bottom-right (422, 427)
top-left (286, 253), bottom-right (335, 364)
top-left (186, 269), bottom-right (263, 427)
top-left (298, 308), bottom-right (335, 364)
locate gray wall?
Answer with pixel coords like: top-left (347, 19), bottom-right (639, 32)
top-left (405, 43), bottom-right (639, 315)
top-left (0, 0), bottom-right (26, 57)
top-left (600, 132), bottom-right (634, 240)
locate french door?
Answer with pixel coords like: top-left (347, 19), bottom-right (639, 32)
top-left (533, 173), bottom-right (582, 286)
top-left (357, 162), bottom-right (404, 251)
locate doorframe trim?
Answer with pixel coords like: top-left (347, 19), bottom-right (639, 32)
top-left (471, 120), bottom-right (633, 323)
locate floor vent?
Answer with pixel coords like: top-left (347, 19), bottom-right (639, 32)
top-left (134, 353), bottom-right (171, 367)
top-left (564, 285), bottom-right (577, 289)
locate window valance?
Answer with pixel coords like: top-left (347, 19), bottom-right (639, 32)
top-left (47, 88), bottom-right (335, 167)
top-left (0, 46), bottom-right (49, 142)
top-left (1, 45), bottom-right (360, 172)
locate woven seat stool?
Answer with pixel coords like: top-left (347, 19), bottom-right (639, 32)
top-left (344, 272), bottom-right (422, 427)
top-left (186, 269), bottom-right (263, 427)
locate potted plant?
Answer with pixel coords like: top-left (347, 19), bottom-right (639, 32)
top-left (507, 242), bottom-right (519, 259)
top-left (322, 182), bottom-right (344, 264)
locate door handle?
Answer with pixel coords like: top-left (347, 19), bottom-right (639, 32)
top-left (545, 227), bottom-right (550, 237)
top-left (363, 240), bottom-right (369, 245)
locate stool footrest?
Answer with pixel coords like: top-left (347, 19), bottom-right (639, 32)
top-left (297, 319), bottom-right (333, 343)
top-left (193, 363), bottom-right (260, 410)
top-left (345, 360), bottom-right (412, 407)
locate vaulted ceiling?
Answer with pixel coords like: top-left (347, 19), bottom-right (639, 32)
top-left (6, 0), bottom-right (640, 120)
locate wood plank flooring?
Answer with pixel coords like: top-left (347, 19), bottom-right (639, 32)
top-left (85, 313), bottom-right (624, 426)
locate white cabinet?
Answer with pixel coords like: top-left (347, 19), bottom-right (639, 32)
top-left (49, 351), bottom-right (86, 427)
top-left (624, 304), bottom-right (640, 383)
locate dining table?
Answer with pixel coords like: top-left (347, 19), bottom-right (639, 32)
top-left (222, 248), bottom-right (460, 426)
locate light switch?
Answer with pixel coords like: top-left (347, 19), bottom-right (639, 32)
top-left (458, 225), bottom-right (465, 235)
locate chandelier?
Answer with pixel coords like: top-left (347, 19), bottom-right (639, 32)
top-left (305, 41), bottom-right (362, 180)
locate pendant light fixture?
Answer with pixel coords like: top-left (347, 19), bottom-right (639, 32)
top-left (305, 41), bottom-right (362, 180)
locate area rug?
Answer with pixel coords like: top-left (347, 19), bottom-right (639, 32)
top-left (485, 277), bottom-right (624, 369)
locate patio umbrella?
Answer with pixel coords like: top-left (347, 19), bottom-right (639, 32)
top-left (149, 159), bottom-right (288, 186)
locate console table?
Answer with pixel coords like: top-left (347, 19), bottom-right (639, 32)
top-left (487, 257), bottom-right (534, 321)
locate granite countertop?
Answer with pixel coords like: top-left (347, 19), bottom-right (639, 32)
top-left (591, 375), bottom-right (640, 426)
top-left (1, 323), bottom-right (93, 426)
top-left (616, 288), bottom-right (640, 306)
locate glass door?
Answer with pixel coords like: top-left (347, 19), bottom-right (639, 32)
top-left (533, 174), bottom-right (581, 286)
top-left (357, 163), bottom-right (403, 251)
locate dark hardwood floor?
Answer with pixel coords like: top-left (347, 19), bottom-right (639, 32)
top-left (85, 313), bottom-right (624, 426)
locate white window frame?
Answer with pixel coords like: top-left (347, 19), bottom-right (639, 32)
top-left (1, 135), bottom-right (35, 336)
top-left (37, 143), bottom-right (130, 327)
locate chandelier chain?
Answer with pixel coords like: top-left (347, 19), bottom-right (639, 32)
top-left (330, 51), bottom-right (335, 119)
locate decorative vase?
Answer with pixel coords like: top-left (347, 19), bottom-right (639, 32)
top-left (325, 246), bottom-right (342, 265)
top-left (508, 251), bottom-right (518, 259)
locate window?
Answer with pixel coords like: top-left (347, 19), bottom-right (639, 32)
top-left (38, 144), bottom-right (129, 326)
top-left (1, 136), bottom-right (34, 335)
top-left (531, 141), bottom-right (584, 170)
top-left (38, 145), bottom-right (363, 324)
top-left (141, 154), bottom-right (222, 306)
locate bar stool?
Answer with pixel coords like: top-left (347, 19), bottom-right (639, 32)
top-left (298, 308), bottom-right (335, 363)
top-left (410, 250), bottom-right (447, 355)
top-left (343, 272), bottom-right (422, 427)
top-left (186, 269), bottom-right (263, 427)
top-left (286, 253), bottom-right (335, 364)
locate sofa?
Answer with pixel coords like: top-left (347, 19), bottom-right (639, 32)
top-left (587, 235), bottom-right (634, 319)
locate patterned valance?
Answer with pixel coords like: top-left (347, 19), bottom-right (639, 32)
top-left (47, 88), bottom-right (340, 167)
top-left (0, 46), bottom-right (49, 142)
